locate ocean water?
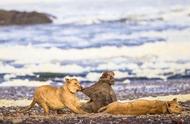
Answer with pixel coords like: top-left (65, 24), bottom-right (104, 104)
top-left (0, 0), bottom-right (190, 86)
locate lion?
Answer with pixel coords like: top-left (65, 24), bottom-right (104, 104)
top-left (81, 71), bottom-right (117, 113)
top-left (98, 98), bottom-right (182, 115)
top-left (21, 78), bottom-right (87, 114)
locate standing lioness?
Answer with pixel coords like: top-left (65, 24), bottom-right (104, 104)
top-left (98, 98), bottom-right (182, 115)
top-left (22, 78), bottom-right (87, 114)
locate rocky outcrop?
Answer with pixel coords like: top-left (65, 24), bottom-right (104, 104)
top-left (0, 10), bottom-right (53, 25)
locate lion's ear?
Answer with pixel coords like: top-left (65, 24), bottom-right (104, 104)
top-left (65, 78), bottom-right (70, 83)
top-left (172, 98), bottom-right (177, 102)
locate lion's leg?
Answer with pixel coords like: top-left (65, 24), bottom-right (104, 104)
top-left (65, 103), bottom-right (87, 114)
top-left (40, 102), bottom-right (49, 114)
top-left (98, 106), bottom-right (107, 113)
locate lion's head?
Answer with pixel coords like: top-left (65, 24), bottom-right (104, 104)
top-left (167, 98), bottom-right (182, 114)
top-left (65, 78), bottom-right (82, 94)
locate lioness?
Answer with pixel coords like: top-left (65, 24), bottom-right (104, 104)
top-left (98, 98), bottom-right (182, 115)
top-left (22, 78), bottom-right (87, 114)
top-left (81, 71), bottom-right (117, 113)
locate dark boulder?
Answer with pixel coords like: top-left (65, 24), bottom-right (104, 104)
top-left (0, 9), bottom-right (53, 25)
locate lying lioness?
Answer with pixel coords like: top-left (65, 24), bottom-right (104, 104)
top-left (98, 98), bottom-right (182, 115)
top-left (22, 78), bottom-right (87, 114)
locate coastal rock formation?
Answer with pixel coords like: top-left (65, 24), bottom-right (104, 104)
top-left (0, 10), bottom-right (52, 25)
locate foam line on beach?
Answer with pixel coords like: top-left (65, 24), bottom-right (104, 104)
top-left (0, 36), bottom-right (190, 81)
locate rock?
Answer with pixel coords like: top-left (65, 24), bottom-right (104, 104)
top-left (0, 9), bottom-right (53, 25)
top-left (9, 109), bottom-right (16, 113)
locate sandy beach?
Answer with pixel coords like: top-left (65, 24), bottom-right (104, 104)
top-left (1, 78), bottom-right (190, 124)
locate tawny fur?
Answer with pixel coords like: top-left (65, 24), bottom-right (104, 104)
top-left (98, 98), bottom-right (182, 115)
top-left (21, 78), bottom-right (87, 114)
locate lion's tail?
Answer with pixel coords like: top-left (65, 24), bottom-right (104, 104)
top-left (98, 105), bottom-right (108, 113)
top-left (19, 99), bottom-right (36, 113)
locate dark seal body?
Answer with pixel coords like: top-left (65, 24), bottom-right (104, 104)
top-left (82, 71), bottom-right (117, 113)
